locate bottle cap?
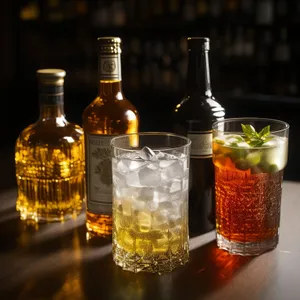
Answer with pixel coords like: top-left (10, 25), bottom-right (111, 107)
top-left (98, 37), bottom-right (122, 54)
top-left (187, 37), bottom-right (210, 51)
top-left (37, 69), bottom-right (66, 86)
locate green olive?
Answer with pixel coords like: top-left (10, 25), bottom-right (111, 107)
top-left (269, 164), bottom-right (279, 173)
top-left (235, 159), bottom-right (250, 171)
top-left (230, 148), bottom-right (249, 162)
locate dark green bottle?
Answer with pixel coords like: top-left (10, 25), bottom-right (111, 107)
top-left (173, 37), bottom-right (225, 235)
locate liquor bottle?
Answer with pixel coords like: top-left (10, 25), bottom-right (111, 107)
top-left (173, 37), bottom-right (225, 235)
top-left (83, 37), bottom-right (139, 237)
top-left (15, 69), bottom-right (85, 222)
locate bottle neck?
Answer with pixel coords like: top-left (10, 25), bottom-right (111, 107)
top-left (98, 52), bottom-right (123, 97)
top-left (186, 49), bottom-right (212, 97)
top-left (98, 80), bottom-right (123, 98)
top-left (39, 84), bottom-right (65, 119)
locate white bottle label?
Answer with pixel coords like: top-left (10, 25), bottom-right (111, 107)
top-left (99, 54), bottom-right (122, 81)
top-left (86, 134), bottom-right (114, 214)
top-left (187, 131), bottom-right (212, 156)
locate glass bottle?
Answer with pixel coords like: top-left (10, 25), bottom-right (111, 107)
top-left (173, 37), bottom-right (225, 235)
top-left (15, 69), bottom-right (85, 222)
top-left (83, 37), bottom-right (139, 237)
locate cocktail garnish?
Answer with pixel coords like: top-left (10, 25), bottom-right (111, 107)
top-left (241, 124), bottom-right (274, 147)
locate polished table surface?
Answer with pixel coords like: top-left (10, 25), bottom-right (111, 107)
top-left (0, 181), bottom-right (300, 300)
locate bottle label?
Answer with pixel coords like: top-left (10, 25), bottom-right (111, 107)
top-left (86, 133), bottom-right (114, 214)
top-left (99, 54), bottom-right (122, 81)
top-left (39, 85), bottom-right (64, 105)
top-left (187, 131), bottom-right (212, 157)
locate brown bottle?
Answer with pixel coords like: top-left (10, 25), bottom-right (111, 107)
top-left (83, 37), bottom-right (139, 237)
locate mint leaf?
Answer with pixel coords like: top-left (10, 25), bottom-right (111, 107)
top-left (258, 125), bottom-right (270, 139)
top-left (249, 139), bottom-right (264, 147)
top-left (241, 124), bottom-right (257, 138)
top-left (264, 136), bottom-right (274, 142)
top-left (240, 124), bottom-right (272, 147)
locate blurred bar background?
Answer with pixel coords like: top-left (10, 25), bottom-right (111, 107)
top-left (1, 0), bottom-right (299, 182)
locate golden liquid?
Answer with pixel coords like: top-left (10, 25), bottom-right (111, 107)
top-left (15, 113), bottom-right (86, 222)
top-left (112, 202), bottom-right (189, 274)
top-left (83, 80), bottom-right (139, 237)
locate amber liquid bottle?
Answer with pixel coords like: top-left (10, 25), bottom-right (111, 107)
top-left (15, 69), bottom-right (85, 222)
top-left (83, 37), bottom-right (139, 237)
top-left (173, 37), bottom-right (225, 235)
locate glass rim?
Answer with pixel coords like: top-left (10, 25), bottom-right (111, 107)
top-left (212, 117), bottom-right (290, 135)
top-left (110, 132), bottom-right (191, 152)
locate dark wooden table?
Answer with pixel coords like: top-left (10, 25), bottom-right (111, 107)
top-left (0, 181), bottom-right (299, 300)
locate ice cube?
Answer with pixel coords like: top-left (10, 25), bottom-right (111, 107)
top-left (139, 188), bottom-right (154, 200)
top-left (152, 209), bottom-right (169, 230)
top-left (138, 146), bottom-right (157, 161)
top-left (159, 201), bottom-right (173, 211)
top-left (117, 159), bottom-right (131, 173)
top-left (126, 172), bottom-right (141, 187)
top-left (136, 239), bottom-right (152, 255)
top-left (236, 142), bottom-right (250, 148)
top-left (114, 187), bottom-right (122, 199)
top-left (169, 179), bottom-right (182, 193)
top-left (159, 158), bottom-right (177, 168)
top-left (261, 137), bottom-right (288, 171)
top-left (170, 191), bottom-right (184, 203)
top-left (225, 134), bottom-right (245, 146)
top-left (153, 190), bottom-right (170, 203)
top-left (147, 200), bottom-right (159, 211)
top-left (116, 158), bottom-right (147, 173)
top-left (264, 141), bottom-right (277, 147)
top-left (263, 149), bottom-right (282, 171)
top-left (112, 170), bottom-right (126, 188)
top-left (113, 189), bottom-right (122, 206)
top-left (162, 160), bottom-right (184, 181)
top-left (153, 150), bottom-right (165, 159)
top-left (121, 230), bottom-right (135, 249)
top-left (121, 151), bottom-right (140, 160)
top-left (147, 162), bottom-right (159, 170)
top-left (169, 215), bottom-right (182, 230)
top-left (139, 167), bottom-right (161, 187)
top-left (158, 152), bottom-right (188, 171)
top-left (137, 210), bottom-right (152, 232)
top-left (153, 236), bottom-right (169, 253)
top-left (120, 187), bottom-right (140, 199)
top-left (122, 199), bottom-right (132, 217)
top-left (131, 199), bottom-right (146, 211)
top-left (171, 151), bottom-right (186, 158)
top-left (128, 160), bottom-right (147, 171)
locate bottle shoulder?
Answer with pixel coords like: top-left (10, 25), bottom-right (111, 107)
top-left (174, 94), bottom-right (225, 116)
top-left (84, 95), bottom-right (138, 113)
top-left (173, 94), bottom-right (225, 132)
top-left (17, 120), bottom-right (84, 147)
top-left (83, 95), bottom-right (139, 123)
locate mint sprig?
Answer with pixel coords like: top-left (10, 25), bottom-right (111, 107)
top-left (241, 124), bottom-right (273, 147)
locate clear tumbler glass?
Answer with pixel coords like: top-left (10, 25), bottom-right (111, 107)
top-left (212, 118), bottom-right (289, 255)
top-left (111, 133), bottom-right (191, 273)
